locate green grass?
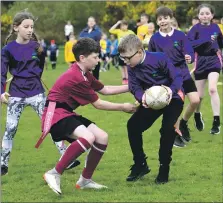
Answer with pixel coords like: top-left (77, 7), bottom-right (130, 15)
top-left (1, 51), bottom-right (223, 202)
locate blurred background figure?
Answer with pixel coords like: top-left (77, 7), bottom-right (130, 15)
top-left (142, 22), bottom-right (155, 50)
top-left (64, 20), bottom-right (74, 41)
top-left (109, 34), bottom-right (119, 70)
top-left (64, 32), bottom-right (77, 67)
top-left (137, 13), bottom-right (150, 41)
top-left (217, 17), bottom-right (223, 34)
top-left (79, 16), bottom-right (102, 79)
top-left (171, 17), bottom-right (181, 30)
top-left (100, 33), bottom-right (110, 72)
top-left (109, 20), bottom-right (135, 84)
top-left (47, 40), bottom-right (59, 70)
top-left (40, 38), bottom-right (48, 70)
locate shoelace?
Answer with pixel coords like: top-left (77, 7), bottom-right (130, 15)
top-left (54, 174), bottom-right (61, 186)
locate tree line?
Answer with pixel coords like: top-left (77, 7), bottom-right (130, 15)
top-left (1, 1), bottom-right (223, 45)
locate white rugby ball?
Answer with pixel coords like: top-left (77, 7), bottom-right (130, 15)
top-left (145, 86), bottom-right (170, 110)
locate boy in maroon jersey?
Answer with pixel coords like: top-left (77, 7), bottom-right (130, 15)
top-left (40, 38), bottom-right (136, 195)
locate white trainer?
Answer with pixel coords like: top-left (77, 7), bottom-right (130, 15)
top-left (75, 175), bottom-right (108, 190)
top-left (43, 169), bottom-right (62, 195)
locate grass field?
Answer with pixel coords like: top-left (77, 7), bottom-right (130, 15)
top-left (1, 50), bottom-right (223, 202)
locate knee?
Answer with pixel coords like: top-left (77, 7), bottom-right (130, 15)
top-left (97, 131), bottom-right (108, 144)
top-left (209, 87), bottom-right (217, 96)
top-left (190, 97), bottom-right (200, 108)
top-left (83, 132), bottom-right (95, 145)
top-left (160, 126), bottom-right (174, 135)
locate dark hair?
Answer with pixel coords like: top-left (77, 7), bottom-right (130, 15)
top-left (121, 20), bottom-right (128, 26)
top-left (5, 10), bottom-right (42, 54)
top-left (72, 38), bottom-right (100, 61)
top-left (156, 6), bottom-right (173, 19)
top-left (141, 13), bottom-right (149, 20)
top-left (197, 4), bottom-right (215, 15)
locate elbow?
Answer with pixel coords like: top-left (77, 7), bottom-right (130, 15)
top-left (92, 99), bottom-right (103, 110)
top-left (92, 102), bottom-right (101, 109)
top-left (99, 87), bottom-right (108, 95)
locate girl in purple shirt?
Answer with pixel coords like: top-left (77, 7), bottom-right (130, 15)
top-left (0, 11), bottom-right (79, 176)
top-left (187, 4), bottom-right (223, 135)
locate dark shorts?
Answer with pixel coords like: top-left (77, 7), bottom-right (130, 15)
top-left (183, 79), bottom-right (197, 94)
top-left (50, 115), bottom-right (94, 143)
top-left (118, 57), bottom-right (126, 66)
top-left (194, 68), bottom-right (220, 80)
top-left (101, 53), bottom-right (109, 61)
top-left (50, 54), bottom-right (57, 62)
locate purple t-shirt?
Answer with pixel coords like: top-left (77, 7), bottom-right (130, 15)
top-left (148, 29), bottom-right (194, 81)
top-left (187, 23), bottom-right (223, 74)
top-left (1, 40), bottom-right (45, 97)
top-left (128, 51), bottom-right (184, 103)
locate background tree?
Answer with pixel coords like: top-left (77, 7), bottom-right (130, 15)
top-left (1, 1), bottom-right (223, 45)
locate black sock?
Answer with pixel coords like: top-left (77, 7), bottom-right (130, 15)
top-left (194, 112), bottom-right (200, 117)
top-left (181, 118), bottom-right (188, 124)
top-left (214, 116), bottom-right (220, 125)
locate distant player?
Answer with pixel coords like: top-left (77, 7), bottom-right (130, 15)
top-left (137, 13), bottom-right (150, 41)
top-left (47, 39), bottom-right (59, 70)
top-left (64, 32), bottom-right (77, 66)
top-left (109, 20), bottom-right (135, 84)
top-left (187, 3), bottom-right (223, 135)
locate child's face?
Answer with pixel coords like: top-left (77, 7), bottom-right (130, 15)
top-left (140, 16), bottom-right (148, 24)
top-left (198, 7), bottom-right (213, 25)
top-left (70, 35), bottom-right (75, 40)
top-left (102, 34), bottom-right (107, 40)
top-left (119, 49), bottom-right (143, 67)
top-left (148, 24), bottom-right (155, 34)
top-left (83, 52), bottom-right (100, 70)
top-left (157, 15), bottom-right (172, 30)
top-left (110, 35), bottom-right (115, 40)
top-left (88, 17), bottom-right (96, 28)
top-left (120, 24), bottom-right (128, 31)
top-left (14, 19), bottom-right (34, 41)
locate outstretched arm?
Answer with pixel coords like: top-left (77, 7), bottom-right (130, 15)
top-left (98, 85), bottom-right (129, 95)
top-left (92, 98), bottom-right (136, 113)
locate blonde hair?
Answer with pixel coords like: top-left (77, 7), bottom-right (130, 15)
top-left (118, 34), bottom-right (143, 54)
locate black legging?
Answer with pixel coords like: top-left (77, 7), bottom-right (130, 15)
top-left (127, 99), bottom-right (184, 165)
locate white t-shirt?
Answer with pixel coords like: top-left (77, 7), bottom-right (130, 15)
top-left (64, 24), bottom-right (74, 36)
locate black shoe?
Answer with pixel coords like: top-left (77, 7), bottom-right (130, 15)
top-left (180, 119), bottom-right (191, 142)
top-left (173, 134), bottom-right (186, 148)
top-left (1, 165), bottom-right (8, 176)
top-left (194, 112), bottom-right (204, 131)
top-left (210, 121), bottom-right (221, 135)
top-left (65, 160), bottom-right (81, 170)
top-left (126, 161), bottom-right (151, 181)
top-left (155, 164), bottom-right (169, 184)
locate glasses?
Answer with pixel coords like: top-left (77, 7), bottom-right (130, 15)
top-left (119, 50), bottom-right (139, 61)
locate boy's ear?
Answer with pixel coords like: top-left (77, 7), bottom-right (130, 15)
top-left (79, 55), bottom-right (86, 62)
